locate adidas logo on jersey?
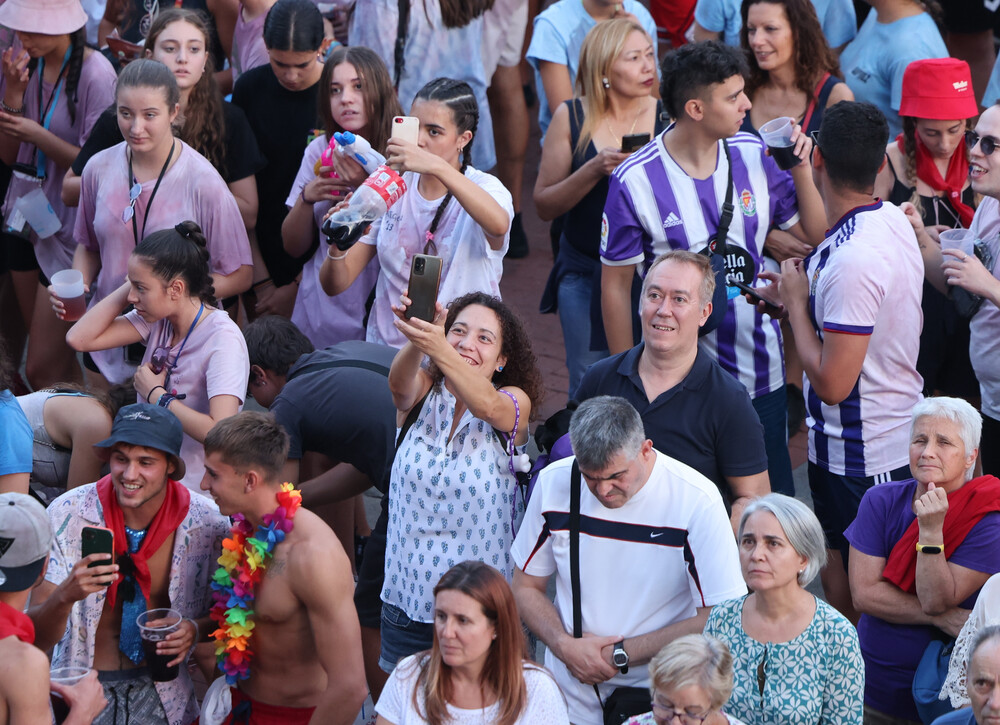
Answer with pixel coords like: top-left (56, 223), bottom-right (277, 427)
top-left (663, 212), bottom-right (683, 228)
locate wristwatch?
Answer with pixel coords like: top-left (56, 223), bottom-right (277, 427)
top-left (612, 640), bottom-right (629, 674)
top-left (915, 543), bottom-right (944, 555)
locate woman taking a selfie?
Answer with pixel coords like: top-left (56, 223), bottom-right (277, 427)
top-left (380, 292), bottom-right (543, 672)
top-left (319, 78), bottom-right (513, 349)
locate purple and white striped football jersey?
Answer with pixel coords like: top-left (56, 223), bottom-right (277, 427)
top-left (600, 130), bottom-right (799, 399)
top-left (802, 201), bottom-right (923, 477)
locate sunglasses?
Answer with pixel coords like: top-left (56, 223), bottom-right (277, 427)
top-left (966, 130), bottom-right (1000, 156)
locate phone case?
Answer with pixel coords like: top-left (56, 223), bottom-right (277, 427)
top-left (81, 526), bottom-right (114, 569)
top-left (406, 254), bottom-right (443, 322)
top-left (391, 116), bottom-right (420, 146)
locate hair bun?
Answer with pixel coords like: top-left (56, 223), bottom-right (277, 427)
top-left (175, 220), bottom-right (207, 247)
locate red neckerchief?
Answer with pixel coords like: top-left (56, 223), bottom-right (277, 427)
top-left (96, 473), bottom-right (190, 609)
top-left (883, 475), bottom-right (1000, 593)
top-left (0, 601), bottom-right (35, 643)
top-left (896, 132), bottom-right (975, 229)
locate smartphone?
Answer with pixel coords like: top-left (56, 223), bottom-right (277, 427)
top-left (621, 133), bottom-right (650, 153)
top-left (391, 116), bottom-right (420, 146)
top-left (106, 36), bottom-right (144, 63)
top-left (81, 526), bottom-right (114, 583)
top-left (406, 254), bottom-right (442, 322)
top-left (728, 277), bottom-right (783, 316)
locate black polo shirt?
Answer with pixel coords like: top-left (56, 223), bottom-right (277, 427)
top-left (575, 344), bottom-right (768, 501)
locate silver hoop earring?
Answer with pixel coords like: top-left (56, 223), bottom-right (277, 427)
top-left (602, 77), bottom-right (610, 89)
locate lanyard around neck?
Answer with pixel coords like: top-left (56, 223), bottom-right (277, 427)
top-left (33, 45), bottom-right (73, 179)
top-left (164, 302), bottom-right (205, 391)
top-left (127, 140), bottom-right (176, 246)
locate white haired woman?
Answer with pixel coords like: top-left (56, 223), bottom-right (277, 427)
top-left (705, 494), bottom-right (864, 724)
top-left (623, 634), bottom-right (746, 725)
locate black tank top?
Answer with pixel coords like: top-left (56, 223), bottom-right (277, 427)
top-left (884, 154), bottom-right (975, 229)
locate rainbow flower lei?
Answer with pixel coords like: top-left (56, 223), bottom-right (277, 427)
top-left (209, 482), bottom-right (302, 684)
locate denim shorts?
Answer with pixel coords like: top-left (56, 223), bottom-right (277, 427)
top-left (378, 602), bottom-right (434, 674)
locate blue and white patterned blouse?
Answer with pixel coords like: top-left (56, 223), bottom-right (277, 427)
top-left (704, 596), bottom-right (864, 725)
top-left (382, 384), bottom-right (522, 622)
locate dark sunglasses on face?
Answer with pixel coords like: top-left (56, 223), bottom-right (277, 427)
top-left (966, 130), bottom-right (999, 156)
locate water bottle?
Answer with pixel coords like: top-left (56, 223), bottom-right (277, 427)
top-left (322, 165), bottom-right (407, 250)
top-left (333, 131), bottom-right (386, 174)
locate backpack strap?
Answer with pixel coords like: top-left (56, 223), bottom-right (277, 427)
top-left (285, 358), bottom-right (391, 382)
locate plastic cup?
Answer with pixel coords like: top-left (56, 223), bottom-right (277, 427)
top-left (50, 666), bottom-right (90, 723)
top-left (939, 228), bottom-right (975, 257)
top-left (137, 608), bottom-right (182, 682)
top-left (759, 116), bottom-right (798, 170)
top-left (19, 187), bottom-right (62, 238)
top-left (50, 269), bottom-right (86, 322)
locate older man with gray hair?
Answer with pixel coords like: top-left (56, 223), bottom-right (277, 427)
top-left (933, 625), bottom-right (1000, 724)
top-left (511, 395), bottom-right (746, 725)
top-left (847, 397), bottom-right (1000, 723)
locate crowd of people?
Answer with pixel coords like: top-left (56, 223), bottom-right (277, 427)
top-left (3, 0), bottom-right (1000, 724)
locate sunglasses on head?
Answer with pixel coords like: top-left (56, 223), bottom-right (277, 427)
top-left (966, 130), bottom-right (999, 156)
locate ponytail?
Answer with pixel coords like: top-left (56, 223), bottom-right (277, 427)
top-left (133, 220), bottom-right (217, 305)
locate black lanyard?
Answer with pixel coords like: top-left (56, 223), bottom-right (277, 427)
top-left (126, 140), bottom-right (176, 246)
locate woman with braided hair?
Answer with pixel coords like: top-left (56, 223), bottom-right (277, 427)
top-left (874, 58), bottom-right (981, 404)
top-left (0, 0), bottom-right (116, 389)
top-left (320, 77), bottom-right (513, 349)
top-left (840, 0), bottom-right (947, 138)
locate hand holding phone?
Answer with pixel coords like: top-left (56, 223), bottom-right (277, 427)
top-left (729, 276), bottom-right (785, 318)
top-left (621, 133), bottom-right (650, 153)
top-left (82, 526), bottom-right (114, 579)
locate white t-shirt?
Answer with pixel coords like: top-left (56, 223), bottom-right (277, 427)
top-left (127, 308), bottom-right (249, 492)
top-left (802, 200), bottom-right (923, 476)
top-left (361, 167), bottom-right (513, 348)
top-left (376, 655), bottom-right (570, 724)
top-left (511, 452), bottom-right (746, 724)
top-left (285, 135), bottom-right (380, 349)
top-left (968, 196), bottom-right (1000, 420)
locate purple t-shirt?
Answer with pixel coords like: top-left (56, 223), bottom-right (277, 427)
top-left (3, 50), bottom-right (115, 278)
top-left (231, 3), bottom-right (268, 82)
top-left (844, 478), bottom-right (1000, 720)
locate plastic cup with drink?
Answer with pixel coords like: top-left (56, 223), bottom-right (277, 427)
top-left (50, 269), bottom-right (87, 322)
top-left (939, 228), bottom-right (975, 258)
top-left (137, 608), bottom-right (183, 682)
top-left (50, 665), bottom-right (90, 723)
top-left (759, 117), bottom-right (800, 171)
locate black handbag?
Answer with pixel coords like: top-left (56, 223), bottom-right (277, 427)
top-left (697, 141), bottom-right (736, 337)
top-left (568, 463), bottom-right (651, 725)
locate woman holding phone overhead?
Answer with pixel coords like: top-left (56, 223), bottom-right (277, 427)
top-left (70, 59), bottom-right (252, 386)
top-left (533, 18), bottom-right (661, 397)
top-left (319, 77), bottom-right (514, 349)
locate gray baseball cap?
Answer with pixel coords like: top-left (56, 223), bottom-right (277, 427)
top-left (0, 493), bottom-right (53, 592)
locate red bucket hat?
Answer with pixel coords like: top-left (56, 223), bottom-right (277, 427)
top-left (899, 58), bottom-right (978, 121)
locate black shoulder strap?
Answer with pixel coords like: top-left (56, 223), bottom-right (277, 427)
top-left (285, 358), bottom-right (391, 383)
top-left (393, 0), bottom-right (410, 90)
top-left (570, 460), bottom-right (582, 639)
top-left (395, 389), bottom-right (430, 452)
top-left (714, 141), bottom-right (735, 257)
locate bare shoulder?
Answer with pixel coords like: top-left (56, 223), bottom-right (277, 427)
top-left (826, 81), bottom-right (854, 106)
top-left (0, 638), bottom-right (49, 691)
top-left (286, 510), bottom-right (352, 598)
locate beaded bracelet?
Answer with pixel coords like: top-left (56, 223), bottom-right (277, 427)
top-left (0, 100), bottom-right (23, 114)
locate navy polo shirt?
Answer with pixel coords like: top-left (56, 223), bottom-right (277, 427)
top-left (575, 345), bottom-right (767, 501)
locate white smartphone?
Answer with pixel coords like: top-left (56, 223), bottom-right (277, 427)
top-left (391, 116), bottom-right (419, 145)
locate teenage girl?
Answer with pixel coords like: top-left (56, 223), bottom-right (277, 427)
top-left (69, 59), bottom-right (252, 385)
top-left (64, 8), bottom-right (266, 231)
top-left (232, 0), bottom-right (333, 319)
top-left (0, 0), bottom-right (116, 388)
top-left (282, 46), bottom-right (402, 348)
top-left (319, 78), bottom-right (514, 348)
top-left (65, 221), bottom-right (249, 493)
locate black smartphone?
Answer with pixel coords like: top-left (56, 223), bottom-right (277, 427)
top-left (81, 526), bottom-right (114, 584)
top-left (621, 133), bottom-right (651, 153)
top-left (406, 254), bottom-right (443, 322)
top-left (729, 277), bottom-right (783, 315)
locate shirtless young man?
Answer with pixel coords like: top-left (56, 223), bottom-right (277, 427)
top-left (201, 411), bottom-right (367, 725)
top-left (28, 404), bottom-right (229, 725)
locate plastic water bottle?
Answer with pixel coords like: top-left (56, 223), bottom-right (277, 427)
top-left (321, 165), bottom-right (407, 250)
top-left (333, 131), bottom-right (386, 174)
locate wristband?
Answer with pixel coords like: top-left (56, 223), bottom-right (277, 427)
top-left (0, 99), bottom-right (23, 114)
top-left (157, 392), bottom-right (186, 409)
top-left (300, 187), bottom-right (314, 205)
top-left (185, 617), bottom-right (200, 644)
top-left (146, 385), bottom-right (166, 403)
top-left (327, 248), bottom-right (348, 261)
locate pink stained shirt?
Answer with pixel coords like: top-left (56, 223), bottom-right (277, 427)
top-left (285, 135), bottom-right (380, 348)
top-left (74, 140), bottom-right (252, 382)
top-left (3, 50), bottom-right (116, 278)
top-left (126, 307), bottom-right (249, 493)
